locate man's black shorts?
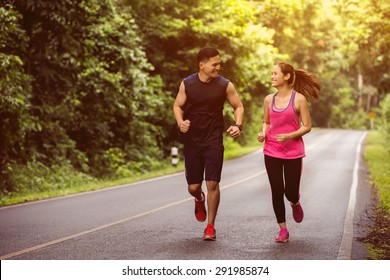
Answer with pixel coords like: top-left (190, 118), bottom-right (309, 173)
top-left (183, 143), bottom-right (224, 184)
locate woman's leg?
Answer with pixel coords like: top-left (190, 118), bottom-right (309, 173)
top-left (264, 155), bottom-right (286, 224)
top-left (284, 158), bottom-right (303, 204)
top-left (284, 158), bottom-right (304, 223)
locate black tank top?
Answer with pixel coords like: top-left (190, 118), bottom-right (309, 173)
top-left (181, 73), bottom-right (229, 146)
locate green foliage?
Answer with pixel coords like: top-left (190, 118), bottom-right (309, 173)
top-left (365, 131), bottom-right (390, 211)
top-left (0, 160), bottom-right (96, 204)
top-left (126, 0), bottom-right (279, 146)
top-left (223, 136), bottom-right (260, 160)
top-left (257, 0), bottom-right (389, 127)
top-left (378, 94), bottom-right (390, 143)
top-left (1, 0), bottom-right (389, 199)
top-left (0, 4), bottom-right (35, 191)
top-left (1, 0), bottom-right (166, 191)
top-left (363, 130), bottom-right (390, 259)
top-left (328, 87), bottom-right (369, 129)
top-left (355, 0), bottom-right (390, 95)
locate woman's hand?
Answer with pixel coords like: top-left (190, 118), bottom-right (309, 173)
top-left (257, 132), bottom-right (265, 142)
top-left (275, 134), bottom-right (291, 142)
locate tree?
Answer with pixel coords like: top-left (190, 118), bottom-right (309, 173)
top-left (356, 0), bottom-right (390, 98)
top-left (1, 0), bottom-right (166, 191)
top-left (125, 0), bottom-right (279, 143)
top-left (0, 4), bottom-right (34, 190)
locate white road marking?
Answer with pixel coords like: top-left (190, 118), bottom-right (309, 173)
top-left (0, 130), bottom-right (360, 260)
top-left (0, 170), bottom-right (267, 260)
top-left (337, 131), bottom-right (368, 260)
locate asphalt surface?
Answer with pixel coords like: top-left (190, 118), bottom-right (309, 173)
top-left (0, 129), bottom-right (371, 260)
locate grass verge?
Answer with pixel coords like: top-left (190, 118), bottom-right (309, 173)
top-left (362, 130), bottom-right (390, 259)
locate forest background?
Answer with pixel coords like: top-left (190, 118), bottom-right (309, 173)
top-left (0, 0), bottom-right (389, 204)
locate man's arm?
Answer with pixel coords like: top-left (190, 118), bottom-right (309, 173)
top-left (258, 94), bottom-right (271, 142)
top-left (173, 81), bottom-right (191, 133)
top-left (226, 82), bottom-right (244, 138)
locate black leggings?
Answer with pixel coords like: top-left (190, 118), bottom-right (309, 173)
top-left (264, 155), bottom-right (302, 224)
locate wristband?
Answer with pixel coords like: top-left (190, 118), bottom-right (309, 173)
top-left (234, 124), bottom-right (243, 131)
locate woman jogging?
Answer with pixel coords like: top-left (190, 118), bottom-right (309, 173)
top-left (257, 62), bottom-right (320, 243)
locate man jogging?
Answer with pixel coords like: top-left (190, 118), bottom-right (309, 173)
top-left (173, 46), bottom-right (244, 240)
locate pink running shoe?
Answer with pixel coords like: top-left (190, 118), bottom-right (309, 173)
top-left (203, 224), bottom-right (216, 241)
top-left (291, 201), bottom-right (304, 223)
top-left (195, 191), bottom-right (206, 222)
top-left (275, 228), bottom-right (289, 243)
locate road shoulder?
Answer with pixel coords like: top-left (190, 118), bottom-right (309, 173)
top-left (352, 151), bottom-right (373, 259)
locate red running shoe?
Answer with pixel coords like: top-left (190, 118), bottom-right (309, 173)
top-left (195, 191), bottom-right (206, 222)
top-left (203, 224), bottom-right (216, 241)
top-left (275, 228), bottom-right (289, 243)
top-left (291, 201), bottom-right (304, 223)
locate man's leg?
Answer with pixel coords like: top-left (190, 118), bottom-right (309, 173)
top-left (202, 180), bottom-right (219, 240)
top-left (205, 180), bottom-right (220, 225)
top-left (202, 143), bottom-right (223, 240)
top-left (183, 143), bottom-right (206, 222)
top-left (188, 183), bottom-right (206, 222)
top-left (203, 142), bottom-right (223, 226)
top-left (188, 183), bottom-right (203, 200)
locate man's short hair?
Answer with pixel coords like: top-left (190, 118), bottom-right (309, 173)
top-left (197, 47), bottom-right (219, 63)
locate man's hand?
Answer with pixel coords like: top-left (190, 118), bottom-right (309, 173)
top-left (179, 120), bottom-right (191, 133)
top-left (227, 125), bottom-right (241, 139)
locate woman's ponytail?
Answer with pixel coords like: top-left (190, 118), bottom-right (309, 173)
top-left (277, 62), bottom-right (320, 101)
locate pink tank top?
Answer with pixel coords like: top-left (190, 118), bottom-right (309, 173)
top-left (263, 90), bottom-right (305, 159)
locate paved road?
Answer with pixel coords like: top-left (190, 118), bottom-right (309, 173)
top-left (0, 129), bottom-right (370, 260)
